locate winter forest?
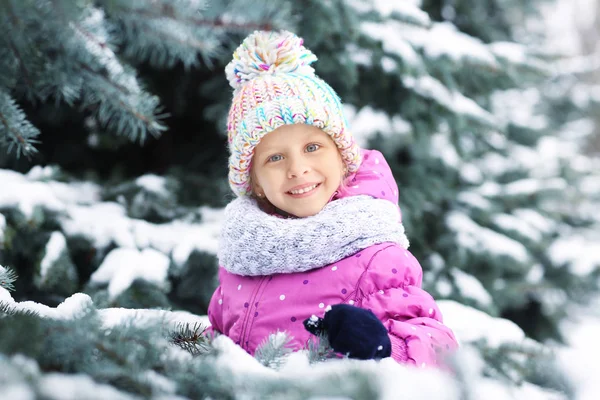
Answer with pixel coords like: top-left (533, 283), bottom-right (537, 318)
top-left (1, 0), bottom-right (599, 399)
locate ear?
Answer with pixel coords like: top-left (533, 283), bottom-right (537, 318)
top-left (252, 182), bottom-right (265, 198)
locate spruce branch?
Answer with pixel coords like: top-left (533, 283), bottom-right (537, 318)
top-left (255, 331), bottom-right (294, 370)
top-left (0, 301), bottom-right (40, 318)
top-left (170, 322), bottom-right (213, 357)
top-left (478, 339), bottom-right (553, 385)
top-left (0, 90), bottom-right (40, 157)
top-left (6, 37), bottom-right (33, 89)
top-left (102, 0), bottom-right (274, 32)
top-left (78, 63), bottom-right (168, 142)
top-left (0, 266), bottom-right (17, 292)
top-left (306, 334), bottom-right (337, 364)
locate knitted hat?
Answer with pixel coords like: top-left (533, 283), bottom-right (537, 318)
top-left (225, 30), bottom-right (362, 197)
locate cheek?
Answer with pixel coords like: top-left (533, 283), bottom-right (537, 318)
top-left (254, 168), bottom-right (279, 191)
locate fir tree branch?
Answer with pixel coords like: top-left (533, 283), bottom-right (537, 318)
top-left (306, 334), bottom-right (337, 364)
top-left (0, 266), bottom-right (17, 291)
top-left (77, 62), bottom-right (166, 139)
top-left (0, 90), bottom-right (40, 157)
top-left (6, 37), bottom-right (33, 89)
top-left (71, 22), bottom-right (109, 51)
top-left (170, 322), bottom-right (212, 357)
top-left (0, 301), bottom-right (40, 318)
top-left (255, 331), bottom-right (294, 370)
top-left (1, 2), bottom-right (38, 90)
top-left (108, 2), bottom-right (273, 32)
top-left (78, 62), bottom-right (133, 98)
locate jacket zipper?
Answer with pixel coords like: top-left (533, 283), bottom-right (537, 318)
top-left (239, 276), bottom-right (268, 349)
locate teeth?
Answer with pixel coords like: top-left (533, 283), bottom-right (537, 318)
top-left (289, 184), bottom-right (318, 195)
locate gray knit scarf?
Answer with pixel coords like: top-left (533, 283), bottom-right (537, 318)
top-left (218, 195), bottom-right (410, 276)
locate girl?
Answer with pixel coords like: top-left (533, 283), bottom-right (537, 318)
top-left (207, 30), bottom-right (458, 368)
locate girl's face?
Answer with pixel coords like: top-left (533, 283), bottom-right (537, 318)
top-left (252, 124), bottom-right (345, 218)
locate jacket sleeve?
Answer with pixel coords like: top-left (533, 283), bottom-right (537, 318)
top-left (357, 244), bottom-right (458, 368)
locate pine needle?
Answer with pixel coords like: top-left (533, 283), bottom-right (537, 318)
top-left (0, 266), bottom-right (18, 292)
top-left (255, 331), bottom-right (294, 370)
top-left (170, 322), bottom-right (212, 357)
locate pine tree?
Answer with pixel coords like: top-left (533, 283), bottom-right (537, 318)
top-left (1, 0), bottom-right (597, 398)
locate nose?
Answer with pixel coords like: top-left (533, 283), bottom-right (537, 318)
top-left (287, 156), bottom-right (311, 179)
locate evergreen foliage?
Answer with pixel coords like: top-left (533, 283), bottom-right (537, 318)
top-left (0, 0), bottom-right (598, 398)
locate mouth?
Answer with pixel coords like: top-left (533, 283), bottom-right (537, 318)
top-left (287, 183), bottom-right (321, 197)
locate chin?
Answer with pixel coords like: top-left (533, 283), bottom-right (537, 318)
top-left (287, 202), bottom-right (327, 218)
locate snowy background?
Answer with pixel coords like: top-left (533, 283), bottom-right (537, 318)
top-left (1, 0), bottom-right (600, 399)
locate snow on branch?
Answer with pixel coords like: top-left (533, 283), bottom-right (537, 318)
top-left (446, 211), bottom-right (529, 263)
top-left (403, 75), bottom-right (497, 127)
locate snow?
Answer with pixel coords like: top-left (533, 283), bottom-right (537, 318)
top-left (431, 128), bottom-right (460, 168)
top-left (581, 175), bottom-right (600, 195)
top-left (456, 192), bottom-right (492, 210)
top-left (343, 105), bottom-right (411, 147)
top-left (451, 269), bottom-right (493, 307)
top-left (346, 43), bottom-right (373, 67)
top-left (371, 0), bottom-right (431, 26)
top-left (99, 307), bottom-right (209, 330)
top-left (402, 22), bottom-right (498, 67)
top-left (26, 165), bottom-right (59, 181)
top-left (492, 213), bottom-right (543, 242)
top-left (548, 234), bottom-right (600, 276)
top-left (0, 213), bottom-right (5, 243)
top-left (439, 301), bottom-right (523, 347)
top-left (557, 297), bottom-right (600, 400)
top-left (381, 56), bottom-right (396, 72)
top-left (39, 373), bottom-right (136, 400)
top-left (0, 168), bottom-right (222, 273)
top-left (402, 75), bottom-right (496, 126)
top-left (2, 284), bottom-right (597, 399)
top-left (491, 88), bottom-right (547, 130)
top-left (90, 247), bottom-right (170, 299)
top-left (0, 386), bottom-right (35, 400)
top-left (525, 264), bottom-right (545, 284)
top-left (489, 42), bottom-right (527, 64)
top-left (0, 282), bottom-right (13, 304)
top-left (361, 21), bottom-right (422, 67)
top-left (40, 232), bottom-right (67, 282)
top-left (0, 169), bottom-right (99, 218)
top-left (458, 165), bottom-right (484, 184)
top-left (512, 209), bottom-right (556, 234)
top-left (63, 203), bottom-right (222, 263)
top-left (504, 178), bottom-right (567, 196)
top-left (0, 290), bottom-right (93, 320)
top-left (446, 211), bottom-right (530, 263)
top-left (539, 0), bottom-right (596, 57)
top-left (136, 174), bottom-right (168, 195)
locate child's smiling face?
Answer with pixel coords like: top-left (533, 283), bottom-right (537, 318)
top-left (251, 124), bottom-right (345, 217)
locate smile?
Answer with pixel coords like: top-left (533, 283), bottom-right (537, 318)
top-left (287, 183), bottom-right (321, 196)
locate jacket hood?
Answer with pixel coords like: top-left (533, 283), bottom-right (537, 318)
top-left (334, 149), bottom-right (402, 220)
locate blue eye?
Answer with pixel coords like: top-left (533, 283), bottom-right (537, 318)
top-left (268, 154), bottom-right (283, 162)
top-left (306, 144), bottom-right (320, 152)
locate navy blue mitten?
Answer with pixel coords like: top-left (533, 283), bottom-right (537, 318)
top-left (303, 304), bottom-right (391, 360)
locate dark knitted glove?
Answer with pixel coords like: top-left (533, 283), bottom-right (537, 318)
top-left (303, 304), bottom-right (391, 360)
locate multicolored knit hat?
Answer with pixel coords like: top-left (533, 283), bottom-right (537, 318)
top-left (225, 30), bottom-right (362, 197)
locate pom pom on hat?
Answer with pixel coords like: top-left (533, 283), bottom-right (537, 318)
top-left (225, 30), bottom-right (318, 90)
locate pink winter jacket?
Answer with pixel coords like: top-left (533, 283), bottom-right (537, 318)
top-left (207, 149), bottom-right (458, 368)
